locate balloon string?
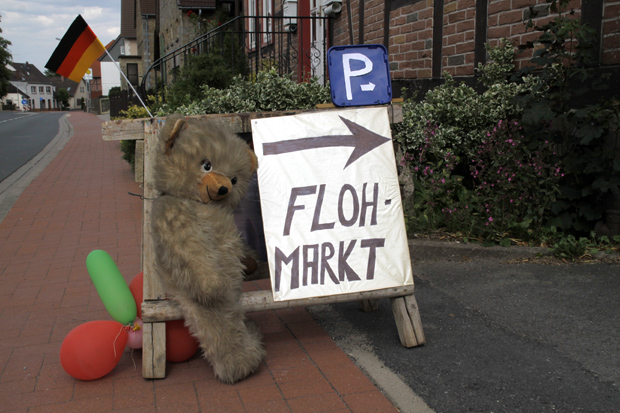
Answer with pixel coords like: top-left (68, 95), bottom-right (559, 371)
top-left (131, 348), bottom-right (137, 370)
top-left (113, 324), bottom-right (126, 358)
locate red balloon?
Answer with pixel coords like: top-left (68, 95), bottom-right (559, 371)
top-left (129, 272), bottom-right (144, 319)
top-left (166, 319), bottom-right (199, 362)
top-left (60, 321), bottom-right (128, 380)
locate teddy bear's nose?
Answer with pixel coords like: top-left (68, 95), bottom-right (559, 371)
top-left (218, 186), bottom-right (229, 196)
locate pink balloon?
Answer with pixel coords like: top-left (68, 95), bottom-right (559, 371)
top-left (60, 320), bottom-right (127, 380)
top-left (127, 319), bottom-right (143, 349)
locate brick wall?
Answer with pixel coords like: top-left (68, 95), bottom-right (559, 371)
top-left (389, 0), bottom-right (433, 79)
top-left (603, 0), bottom-right (620, 64)
top-left (328, 0), bottom-right (618, 82)
top-left (442, 0), bottom-right (476, 76)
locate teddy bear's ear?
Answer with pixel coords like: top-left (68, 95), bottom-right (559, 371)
top-left (165, 118), bottom-right (187, 155)
top-left (247, 148), bottom-right (258, 172)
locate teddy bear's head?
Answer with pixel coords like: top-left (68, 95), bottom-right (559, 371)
top-left (153, 114), bottom-right (258, 209)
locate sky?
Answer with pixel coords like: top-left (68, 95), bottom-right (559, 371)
top-left (1, 0), bottom-right (121, 74)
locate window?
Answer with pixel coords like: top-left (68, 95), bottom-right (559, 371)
top-left (80, 87), bottom-right (85, 93)
top-left (263, 0), bottom-right (273, 44)
top-left (31, 86), bottom-right (36, 93)
top-left (46, 86), bottom-right (51, 94)
top-left (126, 63), bottom-right (139, 87)
top-left (39, 86), bottom-right (44, 93)
top-left (248, 0), bottom-right (256, 49)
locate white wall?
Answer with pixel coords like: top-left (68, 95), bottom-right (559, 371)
top-left (101, 61), bottom-right (121, 96)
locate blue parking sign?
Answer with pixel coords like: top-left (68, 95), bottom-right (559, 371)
top-left (328, 44), bottom-right (392, 107)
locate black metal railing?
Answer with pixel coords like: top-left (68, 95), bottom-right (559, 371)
top-left (140, 15), bottom-right (332, 100)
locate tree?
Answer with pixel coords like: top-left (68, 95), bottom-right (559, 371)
top-left (45, 69), bottom-right (60, 78)
top-left (57, 88), bottom-right (70, 109)
top-left (0, 14), bottom-right (13, 99)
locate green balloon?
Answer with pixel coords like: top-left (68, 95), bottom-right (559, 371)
top-left (86, 250), bottom-right (137, 325)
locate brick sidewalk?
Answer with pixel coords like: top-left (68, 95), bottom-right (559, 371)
top-left (0, 112), bottom-right (398, 412)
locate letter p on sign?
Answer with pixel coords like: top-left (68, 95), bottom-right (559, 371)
top-left (343, 53), bottom-right (373, 100)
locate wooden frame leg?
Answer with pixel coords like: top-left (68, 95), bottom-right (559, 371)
top-left (390, 294), bottom-right (426, 347)
top-left (358, 299), bottom-right (380, 312)
top-left (142, 321), bottom-right (167, 379)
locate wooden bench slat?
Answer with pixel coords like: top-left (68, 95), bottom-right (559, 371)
top-left (141, 285), bottom-right (416, 322)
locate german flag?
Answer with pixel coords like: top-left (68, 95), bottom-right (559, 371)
top-left (45, 15), bottom-right (106, 82)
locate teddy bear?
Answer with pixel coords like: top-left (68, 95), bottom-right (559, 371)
top-left (150, 113), bottom-right (265, 384)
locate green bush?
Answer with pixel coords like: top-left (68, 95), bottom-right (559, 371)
top-left (551, 232), bottom-right (620, 260)
top-left (120, 140), bottom-right (136, 172)
top-left (402, 118), bottom-right (562, 245)
top-left (513, 0), bottom-right (620, 234)
top-left (159, 68), bottom-right (331, 116)
top-left (164, 52), bottom-right (247, 110)
top-left (108, 86), bottom-right (121, 97)
top-left (116, 96), bottom-right (162, 171)
top-left (57, 88), bottom-right (70, 109)
top-left (394, 40), bottom-right (526, 162)
top-left (395, 40), bottom-right (554, 243)
top-left (397, 1), bottom-right (620, 247)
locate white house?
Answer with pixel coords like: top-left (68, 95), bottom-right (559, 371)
top-left (50, 77), bottom-right (90, 110)
top-left (98, 37), bottom-right (123, 96)
top-left (6, 62), bottom-right (56, 110)
top-left (2, 83), bottom-right (30, 110)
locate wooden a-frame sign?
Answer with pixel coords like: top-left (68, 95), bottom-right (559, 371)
top-left (101, 104), bottom-right (425, 379)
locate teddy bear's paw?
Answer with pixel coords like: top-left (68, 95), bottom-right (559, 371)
top-left (212, 340), bottom-right (266, 384)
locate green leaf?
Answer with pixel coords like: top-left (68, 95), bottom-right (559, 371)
top-left (577, 124), bottom-right (603, 145)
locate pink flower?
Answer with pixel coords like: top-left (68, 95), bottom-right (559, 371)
top-left (489, 217), bottom-right (494, 222)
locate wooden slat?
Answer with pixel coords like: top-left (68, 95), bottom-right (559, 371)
top-left (390, 296), bottom-right (419, 347)
top-left (404, 294), bottom-right (426, 345)
top-left (142, 321), bottom-right (167, 379)
top-left (141, 129), bottom-right (167, 379)
top-left (101, 103), bottom-right (404, 141)
top-left (101, 118), bottom-right (146, 141)
top-left (142, 322), bottom-right (154, 378)
top-left (152, 322), bottom-right (167, 378)
top-left (142, 285), bottom-right (416, 322)
top-left (358, 299), bottom-right (380, 312)
top-left (142, 132), bottom-right (165, 301)
top-left (134, 140), bottom-right (144, 183)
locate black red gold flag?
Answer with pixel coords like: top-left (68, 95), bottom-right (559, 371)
top-left (45, 15), bottom-right (105, 82)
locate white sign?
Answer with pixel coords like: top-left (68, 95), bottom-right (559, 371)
top-left (252, 107), bottom-right (413, 301)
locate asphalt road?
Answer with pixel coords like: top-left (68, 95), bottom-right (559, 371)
top-left (0, 111), bottom-right (65, 182)
top-left (309, 242), bottom-right (620, 412)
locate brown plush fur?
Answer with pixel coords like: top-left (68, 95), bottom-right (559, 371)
top-left (151, 114), bottom-right (264, 384)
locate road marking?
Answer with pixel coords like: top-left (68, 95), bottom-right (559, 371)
top-left (0, 113), bottom-right (38, 124)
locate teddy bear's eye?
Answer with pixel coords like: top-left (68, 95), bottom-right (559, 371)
top-left (201, 159), bottom-right (212, 173)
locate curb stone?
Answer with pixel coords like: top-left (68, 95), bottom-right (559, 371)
top-left (408, 238), bottom-right (549, 263)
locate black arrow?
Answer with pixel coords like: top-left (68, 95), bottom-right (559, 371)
top-left (262, 116), bottom-right (391, 169)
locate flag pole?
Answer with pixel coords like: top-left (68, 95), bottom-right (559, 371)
top-left (103, 48), bottom-right (153, 118)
